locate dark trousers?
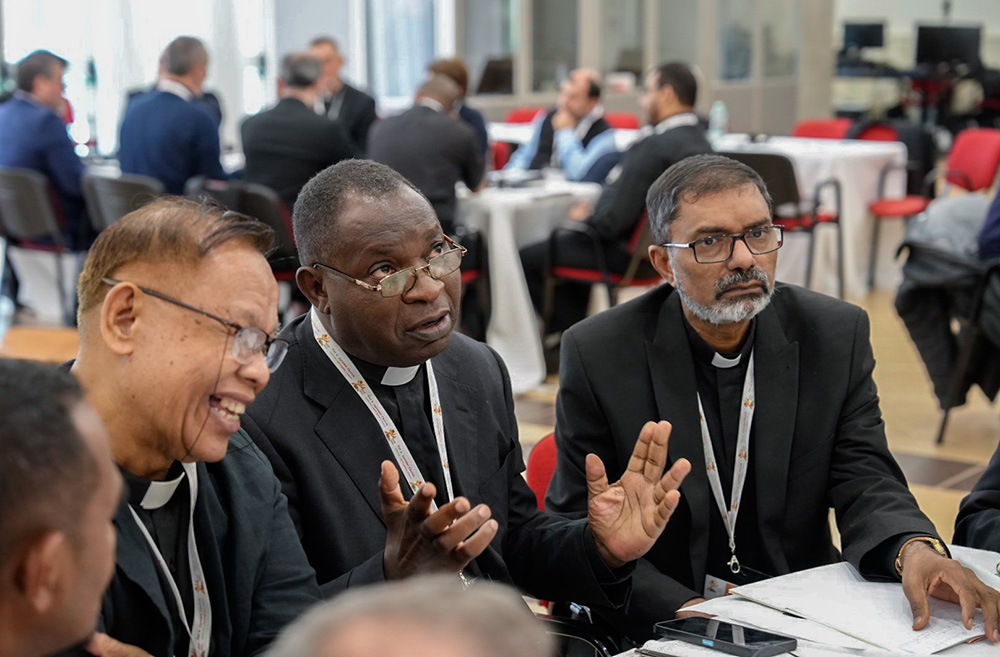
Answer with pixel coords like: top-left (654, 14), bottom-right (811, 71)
top-left (520, 230), bottom-right (632, 335)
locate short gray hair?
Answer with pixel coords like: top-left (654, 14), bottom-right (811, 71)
top-left (267, 576), bottom-right (554, 657)
top-left (646, 154), bottom-right (772, 244)
top-left (281, 53), bottom-right (322, 88)
top-left (162, 36), bottom-right (208, 76)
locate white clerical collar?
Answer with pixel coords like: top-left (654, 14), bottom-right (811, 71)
top-left (157, 78), bottom-right (195, 101)
top-left (417, 97), bottom-right (446, 113)
top-left (381, 365), bottom-right (421, 386)
top-left (711, 352), bottom-right (742, 369)
top-left (654, 111), bottom-right (699, 134)
top-left (140, 471), bottom-right (186, 510)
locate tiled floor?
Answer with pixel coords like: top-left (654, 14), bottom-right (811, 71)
top-left (513, 290), bottom-right (1000, 544)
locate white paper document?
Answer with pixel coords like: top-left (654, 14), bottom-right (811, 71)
top-left (728, 562), bottom-right (985, 654)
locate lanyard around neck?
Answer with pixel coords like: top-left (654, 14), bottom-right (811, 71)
top-left (128, 462), bottom-right (212, 657)
top-left (310, 309), bottom-right (456, 507)
top-left (697, 351), bottom-right (755, 575)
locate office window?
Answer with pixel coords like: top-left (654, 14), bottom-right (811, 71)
top-left (462, 0), bottom-right (517, 95)
top-left (658, 0), bottom-right (699, 67)
top-left (761, 0), bottom-right (798, 77)
top-left (718, 0), bottom-right (754, 81)
top-left (366, 0), bottom-right (436, 103)
top-left (601, 0), bottom-right (643, 79)
top-left (532, 0), bottom-right (577, 92)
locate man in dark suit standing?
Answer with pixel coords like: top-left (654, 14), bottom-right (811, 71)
top-left (118, 37), bottom-right (226, 195)
top-left (310, 37), bottom-right (377, 154)
top-left (367, 76), bottom-right (483, 234)
top-left (546, 154), bottom-right (1000, 642)
top-left (428, 58), bottom-right (489, 157)
top-left (242, 160), bottom-right (692, 604)
top-left (61, 198), bottom-right (320, 657)
top-left (242, 53), bottom-right (360, 212)
top-left (0, 50), bottom-right (87, 246)
top-left (520, 61), bottom-right (713, 335)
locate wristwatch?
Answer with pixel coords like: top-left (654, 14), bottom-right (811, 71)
top-left (895, 536), bottom-right (949, 575)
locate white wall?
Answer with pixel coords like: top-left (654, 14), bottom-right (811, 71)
top-left (273, 0), bottom-right (365, 85)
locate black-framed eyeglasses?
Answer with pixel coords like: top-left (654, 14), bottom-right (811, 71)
top-left (662, 225), bottom-right (784, 264)
top-left (312, 235), bottom-right (467, 298)
top-left (101, 278), bottom-right (288, 372)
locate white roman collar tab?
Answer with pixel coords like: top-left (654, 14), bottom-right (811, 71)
top-left (140, 471), bottom-right (186, 510)
top-left (711, 352), bottom-right (742, 369)
top-left (381, 365), bottom-right (421, 386)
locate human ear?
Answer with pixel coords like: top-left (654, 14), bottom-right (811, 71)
top-left (15, 531), bottom-right (70, 615)
top-left (99, 283), bottom-right (139, 357)
top-left (649, 245), bottom-right (676, 287)
top-left (296, 267), bottom-right (329, 314)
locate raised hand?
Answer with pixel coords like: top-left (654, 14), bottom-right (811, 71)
top-left (379, 460), bottom-right (498, 580)
top-left (86, 633), bottom-right (155, 657)
top-left (587, 421), bottom-right (691, 568)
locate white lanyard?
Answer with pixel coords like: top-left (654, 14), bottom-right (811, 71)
top-left (310, 309), bottom-right (456, 507)
top-left (697, 352), bottom-right (755, 575)
top-left (128, 462), bottom-right (212, 657)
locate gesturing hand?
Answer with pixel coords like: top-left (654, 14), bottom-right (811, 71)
top-left (86, 633), bottom-right (155, 657)
top-left (587, 421), bottom-right (691, 569)
top-left (379, 460), bottom-right (498, 580)
top-left (901, 541), bottom-right (1000, 642)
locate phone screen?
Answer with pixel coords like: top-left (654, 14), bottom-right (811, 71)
top-left (657, 618), bottom-right (793, 648)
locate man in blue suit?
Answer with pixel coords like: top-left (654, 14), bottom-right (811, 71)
top-left (118, 36), bottom-right (226, 195)
top-left (0, 50), bottom-right (87, 246)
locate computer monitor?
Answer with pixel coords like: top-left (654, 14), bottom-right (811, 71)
top-left (916, 25), bottom-right (982, 68)
top-left (843, 22), bottom-right (884, 50)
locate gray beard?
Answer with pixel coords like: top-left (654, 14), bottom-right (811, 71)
top-left (670, 254), bottom-right (775, 325)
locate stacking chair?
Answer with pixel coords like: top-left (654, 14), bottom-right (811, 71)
top-left (542, 211), bottom-right (662, 335)
top-left (791, 118), bottom-right (853, 140)
top-left (603, 112), bottom-right (640, 129)
top-left (0, 168), bottom-right (75, 324)
top-left (452, 224), bottom-right (490, 342)
top-left (237, 183), bottom-right (298, 282)
top-left (82, 172), bottom-right (164, 231)
top-left (867, 127), bottom-right (1000, 289)
top-left (526, 432), bottom-right (558, 512)
top-left (720, 150), bottom-right (844, 299)
top-left (506, 106), bottom-right (546, 124)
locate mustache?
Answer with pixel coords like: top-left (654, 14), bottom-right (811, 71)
top-left (715, 268), bottom-right (771, 300)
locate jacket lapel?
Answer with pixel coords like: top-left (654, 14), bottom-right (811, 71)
top-left (645, 293), bottom-right (712, 586)
top-left (750, 304), bottom-right (798, 575)
top-left (111, 499), bottom-right (173, 631)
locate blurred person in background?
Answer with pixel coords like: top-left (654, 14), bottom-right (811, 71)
top-left (309, 36), bottom-right (377, 154)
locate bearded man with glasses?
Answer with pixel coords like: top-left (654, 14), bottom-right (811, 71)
top-left (243, 159), bottom-right (693, 616)
top-left (546, 154), bottom-right (1000, 644)
top-left (62, 198), bottom-right (320, 657)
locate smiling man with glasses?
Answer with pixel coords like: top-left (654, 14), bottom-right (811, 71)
top-left (62, 198), bottom-right (320, 657)
top-left (546, 154), bottom-right (1000, 644)
top-left (242, 159), bottom-right (693, 613)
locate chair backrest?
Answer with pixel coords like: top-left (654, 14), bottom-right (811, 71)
top-left (791, 118), bottom-right (853, 140)
top-left (718, 150), bottom-right (801, 213)
top-left (525, 433), bottom-right (557, 511)
top-left (855, 123), bottom-right (898, 142)
top-left (0, 168), bottom-right (65, 245)
top-left (492, 141), bottom-right (512, 170)
top-left (945, 128), bottom-right (1000, 192)
top-left (183, 175), bottom-right (240, 208)
top-left (237, 183), bottom-right (298, 270)
top-left (604, 112), bottom-right (640, 129)
top-left (506, 106), bottom-right (546, 124)
top-left (82, 172), bottom-right (164, 231)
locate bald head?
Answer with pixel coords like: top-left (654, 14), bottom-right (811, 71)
top-left (558, 68), bottom-right (602, 120)
top-left (416, 75), bottom-right (461, 112)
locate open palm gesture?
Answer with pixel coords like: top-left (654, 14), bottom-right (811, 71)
top-left (586, 421), bottom-right (691, 568)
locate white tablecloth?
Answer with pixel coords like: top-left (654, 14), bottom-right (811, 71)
top-left (458, 180), bottom-right (602, 393)
top-left (722, 137), bottom-right (909, 299)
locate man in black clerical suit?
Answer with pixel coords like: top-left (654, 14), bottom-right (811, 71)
top-left (368, 75), bottom-right (484, 234)
top-left (546, 154), bottom-right (1000, 642)
top-left (955, 442), bottom-right (1000, 549)
top-left (520, 61), bottom-right (713, 335)
top-left (242, 52), bottom-right (360, 212)
top-left (310, 36), bottom-right (377, 154)
top-left (60, 198), bottom-right (320, 657)
top-left (242, 160), bottom-right (692, 607)
top-left (0, 360), bottom-right (122, 657)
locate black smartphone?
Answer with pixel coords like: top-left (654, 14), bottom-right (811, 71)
top-left (653, 618), bottom-right (797, 657)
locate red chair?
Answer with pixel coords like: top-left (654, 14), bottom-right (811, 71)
top-left (542, 212), bottom-right (662, 335)
top-left (526, 433), bottom-right (557, 511)
top-left (867, 128), bottom-right (1000, 289)
top-left (506, 106), bottom-right (546, 124)
top-left (791, 118), bottom-right (853, 140)
top-left (604, 112), bottom-right (640, 129)
top-left (854, 123), bottom-right (899, 142)
top-left (492, 141), bottom-right (512, 170)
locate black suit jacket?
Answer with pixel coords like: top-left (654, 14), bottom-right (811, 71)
top-left (324, 82), bottom-right (377, 153)
top-left (59, 432), bottom-right (321, 657)
top-left (243, 314), bottom-right (627, 606)
top-left (241, 97), bottom-right (360, 210)
top-left (954, 441), bottom-right (1000, 547)
top-left (367, 105), bottom-right (484, 232)
top-left (586, 122), bottom-right (712, 246)
top-left (546, 284), bottom-right (939, 639)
